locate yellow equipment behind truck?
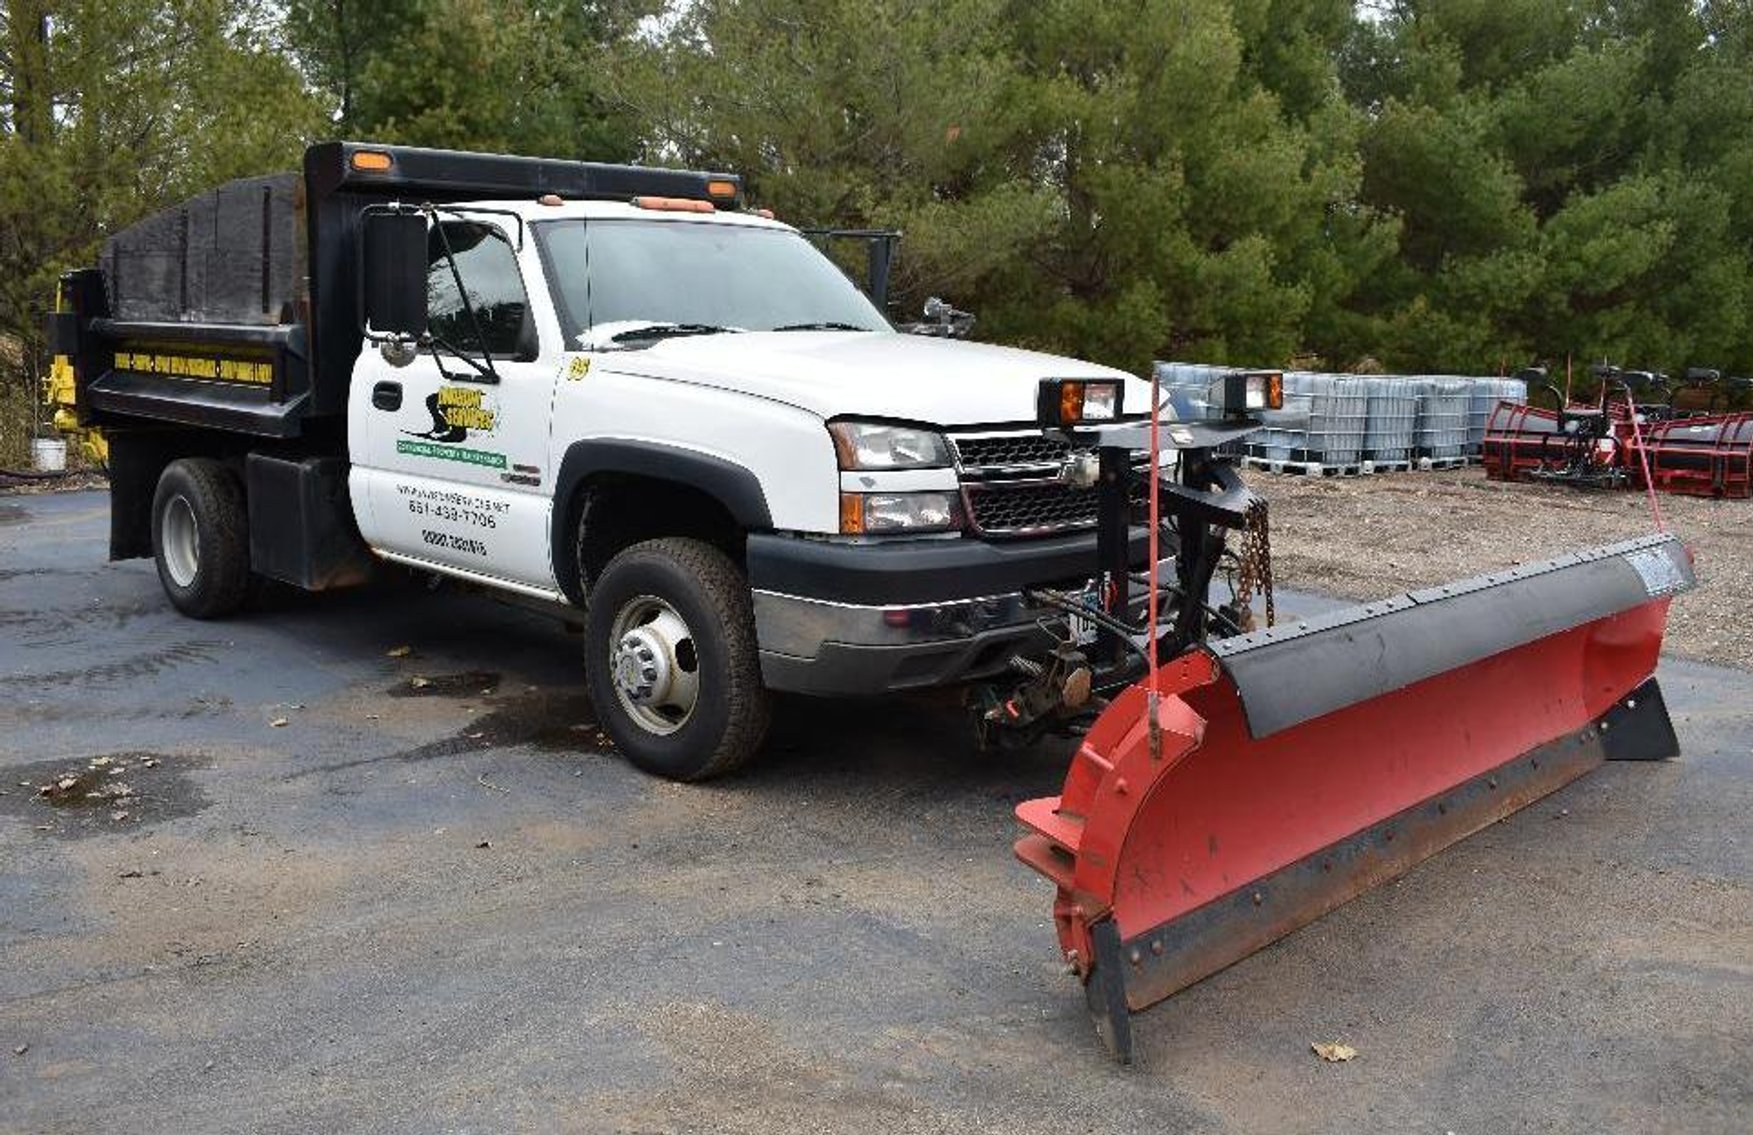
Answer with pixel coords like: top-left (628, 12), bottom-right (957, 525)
top-left (46, 281), bottom-right (107, 467)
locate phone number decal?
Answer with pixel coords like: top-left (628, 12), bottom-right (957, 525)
top-left (422, 529), bottom-right (488, 557)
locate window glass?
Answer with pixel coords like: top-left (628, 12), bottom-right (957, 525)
top-left (535, 219), bottom-right (887, 345)
top-left (426, 222), bottom-right (532, 357)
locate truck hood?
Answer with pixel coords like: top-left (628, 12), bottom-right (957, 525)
top-left (601, 330), bottom-right (1145, 426)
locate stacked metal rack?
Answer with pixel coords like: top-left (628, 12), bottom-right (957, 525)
top-left (1363, 377), bottom-right (1418, 471)
top-left (1246, 372), bottom-right (1371, 475)
top-left (1467, 377), bottom-right (1529, 460)
top-left (1153, 362), bottom-right (1529, 477)
top-left (1411, 377), bottom-right (1473, 468)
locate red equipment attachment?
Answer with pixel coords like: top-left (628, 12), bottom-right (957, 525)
top-left (1015, 534), bottom-right (1694, 1062)
top-left (1483, 398), bottom-right (1753, 498)
top-left (1637, 412), bottom-right (1753, 499)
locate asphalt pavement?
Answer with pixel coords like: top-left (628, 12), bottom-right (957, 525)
top-left (2, 489), bottom-right (1749, 1134)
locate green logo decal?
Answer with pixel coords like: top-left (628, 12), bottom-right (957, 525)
top-left (396, 439), bottom-right (507, 468)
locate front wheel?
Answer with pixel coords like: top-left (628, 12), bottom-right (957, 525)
top-left (583, 537), bottom-right (771, 781)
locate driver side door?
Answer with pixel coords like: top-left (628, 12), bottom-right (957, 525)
top-left (352, 218), bottom-right (561, 592)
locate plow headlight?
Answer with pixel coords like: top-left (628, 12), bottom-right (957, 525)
top-left (1209, 370), bottom-right (1283, 416)
top-left (839, 491), bottom-right (962, 534)
top-left (828, 421), bottom-right (952, 470)
top-left (1039, 379), bottom-right (1123, 427)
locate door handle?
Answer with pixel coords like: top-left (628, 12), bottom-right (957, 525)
top-left (372, 381), bottom-right (403, 411)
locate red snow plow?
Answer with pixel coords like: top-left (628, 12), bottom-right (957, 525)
top-left (1003, 374), bottom-right (1694, 1062)
top-left (1482, 366), bottom-right (1753, 498)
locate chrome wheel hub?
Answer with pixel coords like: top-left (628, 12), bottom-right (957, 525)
top-left (162, 495), bottom-right (200, 588)
top-left (608, 596), bottom-right (700, 736)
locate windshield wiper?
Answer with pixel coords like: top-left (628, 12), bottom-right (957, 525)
top-left (769, 321), bottom-right (873, 332)
top-left (608, 322), bottom-right (739, 344)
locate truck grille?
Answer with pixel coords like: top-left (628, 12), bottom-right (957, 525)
top-left (951, 429), bottom-right (1133, 537)
top-left (949, 433), bottom-right (1071, 471)
top-left (965, 482), bottom-right (1100, 535)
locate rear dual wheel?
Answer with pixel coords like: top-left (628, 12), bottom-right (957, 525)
top-left (583, 537), bottom-right (770, 781)
top-left (151, 458), bottom-right (253, 619)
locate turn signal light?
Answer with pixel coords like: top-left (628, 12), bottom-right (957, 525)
top-left (839, 492), bottom-right (865, 534)
top-left (706, 178), bottom-right (740, 200)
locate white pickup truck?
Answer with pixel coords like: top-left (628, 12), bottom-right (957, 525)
top-left (49, 142), bottom-right (1153, 779)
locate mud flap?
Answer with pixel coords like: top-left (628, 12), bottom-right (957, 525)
top-left (1016, 535), bottom-right (1693, 1063)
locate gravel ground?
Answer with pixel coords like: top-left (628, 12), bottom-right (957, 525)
top-left (1249, 466), bottom-right (1753, 671)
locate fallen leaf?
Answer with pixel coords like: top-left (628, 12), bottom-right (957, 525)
top-left (386, 645), bottom-right (413, 658)
top-left (57, 777), bottom-right (78, 791)
top-left (474, 840), bottom-right (491, 849)
top-left (410, 676), bottom-right (432, 689)
top-left (12, 1044), bottom-right (26, 1056)
top-left (1312, 1041), bottom-right (1357, 1063)
top-left (91, 756), bottom-right (112, 767)
top-left (270, 718), bottom-right (289, 728)
top-left (110, 810), bottom-right (130, 822)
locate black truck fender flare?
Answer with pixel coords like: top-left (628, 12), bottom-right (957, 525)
top-left (550, 438), bottom-right (773, 604)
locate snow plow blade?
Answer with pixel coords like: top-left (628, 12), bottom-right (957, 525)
top-left (1015, 534), bottom-right (1694, 1063)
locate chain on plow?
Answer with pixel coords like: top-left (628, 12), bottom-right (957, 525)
top-left (1231, 497), bottom-right (1275, 630)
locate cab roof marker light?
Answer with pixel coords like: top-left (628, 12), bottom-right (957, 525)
top-left (706, 179), bottom-right (739, 200)
top-left (350, 150), bottom-right (394, 173)
top-left (632, 196), bottom-right (716, 214)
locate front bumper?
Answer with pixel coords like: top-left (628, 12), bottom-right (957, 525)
top-left (746, 529), bottom-right (1153, 696)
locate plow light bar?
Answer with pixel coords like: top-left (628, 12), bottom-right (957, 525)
top-left (1039, 379), bottom-right (1124, 427)
top-left (1211, 370), bottom-right (1283, 416)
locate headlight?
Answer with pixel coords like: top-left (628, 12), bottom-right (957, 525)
top-left (1037, 379), bottom-right (1124, 427)
top-left (827, 421), bottom-right (952, 470)
top-left (1208, 370), bottom-right (1283, 416)
top-left (839, 491), bottom-right (962, 534)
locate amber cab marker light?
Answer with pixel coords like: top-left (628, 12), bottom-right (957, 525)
top-left (632, 196), bottom-right (715, 214)
top-left (538, 193), bottom-right (564, 206)
top-left (706, 179), bottom-right (739, 200)
top-left (839, 493), bottom-right (866, 534)
top-left (350, 150), bottom-right (394, 173)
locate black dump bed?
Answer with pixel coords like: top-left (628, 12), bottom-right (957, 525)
top-left (54, 142), bottom-right (740, 440)
top-left (102, 173), bottom-right (305, 326)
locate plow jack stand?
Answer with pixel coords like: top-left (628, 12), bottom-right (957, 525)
top-left (1016, 534), bottom-right (1694, 1063)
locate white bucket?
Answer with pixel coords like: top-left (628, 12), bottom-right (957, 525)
top-left (30, 437), bottom-right (67, 473)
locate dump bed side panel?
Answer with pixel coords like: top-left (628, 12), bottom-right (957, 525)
top-left (101, 173), bottom-right (304, 325)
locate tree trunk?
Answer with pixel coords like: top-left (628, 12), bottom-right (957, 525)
top-left (7, 0), bottom-right (53, 144)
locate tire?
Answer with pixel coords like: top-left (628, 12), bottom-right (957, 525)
top-left (583, 537), bottom-right (770, 781)
top-left (151, 458), bottom-right (252, 619)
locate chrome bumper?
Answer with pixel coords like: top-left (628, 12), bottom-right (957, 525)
top-left (752, 562), bottom-right (1168, 697)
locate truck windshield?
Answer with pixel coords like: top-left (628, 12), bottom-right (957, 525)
top-left (534, 218), bottom-right (889, 346)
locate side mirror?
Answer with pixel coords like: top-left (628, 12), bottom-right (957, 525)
top-left (362, 210), bottom-right (428, 339)
top-left (914, 296), bottom-right (975, 339)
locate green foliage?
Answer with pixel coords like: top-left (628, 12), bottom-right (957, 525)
top-left (0, 1), bottom-right (326, 454)
top-left (6, 0), bottom-right (1753, 450)
top-left (292, 0), bottom-right (653, 159)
